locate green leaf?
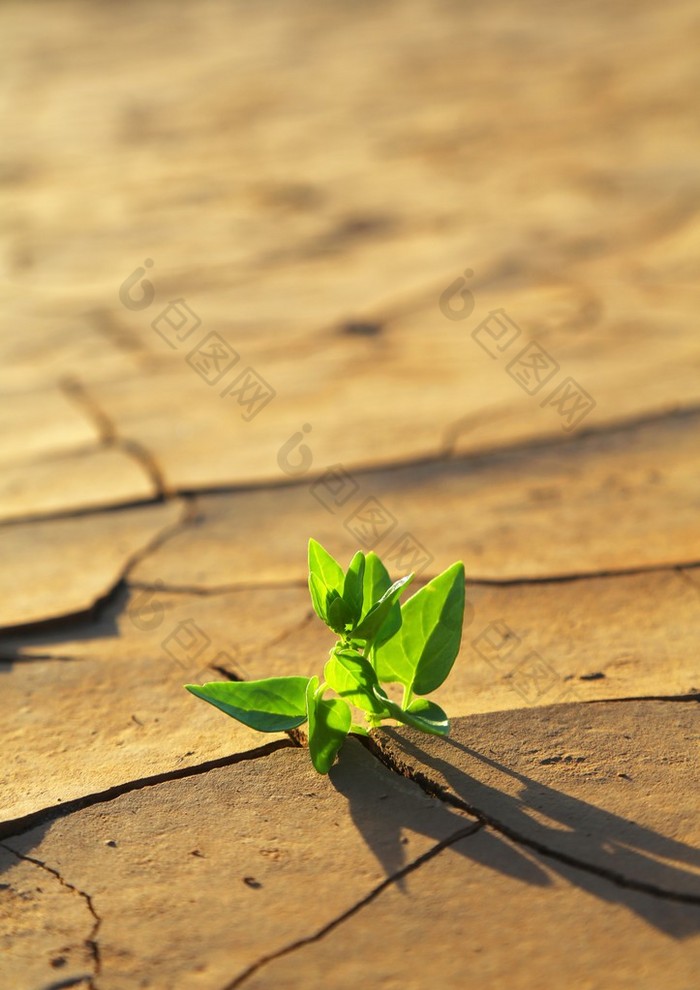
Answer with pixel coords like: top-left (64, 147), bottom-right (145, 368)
top-left (308, 539), bottom-right (345, 592)
top-left (371, 688), bottom-right (450, 737)
top-left (342, 551), bottom-right (366, 623)
top-left (403, 698), bottom-right (450, 735)
top-left (372, 625), bottom-right (413, 688)
top-left (362, 552), bottom-right (392, 613)
top-left (185, 678), bottom-right (310, 732)
top-left (371, 600), bottom-right (403, 650)
top-left (326, 591), bottom-right (354, 634)
top-left (305, 676), bottom-right (352, 774)
top-left (309, 572), bottom-right (329, 623)
top-left (373, 562), bottom-right (465, 694)
top-left (308, 540), bottom-right (345, 624)
top-left (324, 649), bottom-right (390, 715)
top-left (353, 573), bottom-right (413, 644)
top-left (411, 563), bottom-right (465, 694)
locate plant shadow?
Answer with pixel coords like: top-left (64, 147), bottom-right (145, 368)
top-left (330, 732), bottom-right (700, 941)
top-left (329, 739), bottom-right (551, 889)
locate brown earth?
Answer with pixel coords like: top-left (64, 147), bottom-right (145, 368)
top-left (1, 0), bottom-right (699, 987)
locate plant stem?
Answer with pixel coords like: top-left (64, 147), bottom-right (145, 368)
top-left (401, 685), bottom-right (413, 708)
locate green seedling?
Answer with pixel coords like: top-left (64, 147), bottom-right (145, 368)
top-left (185, 539), bottom-right (466, 774)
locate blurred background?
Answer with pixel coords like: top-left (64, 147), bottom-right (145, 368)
top-left (3, 0), bottom-right (700, 461)
top-left (2, 6), bottom-right (700, 986)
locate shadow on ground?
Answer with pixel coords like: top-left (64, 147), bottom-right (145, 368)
top-left (333, 732), bottom-right (700, 940)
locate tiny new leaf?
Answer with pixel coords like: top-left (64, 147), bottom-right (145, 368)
top-left (342, 551), bottom-right (366, 623)
top-left (309, 572), bottom-right (329, 623)
top-left (353, 572), bottom-right (413, 644)
top-left (308, 539), bottom-right (345, 625)
top-left (326, 590), bottom-right (354, 635)
top-left (308, 539), bottom-right (345, 592)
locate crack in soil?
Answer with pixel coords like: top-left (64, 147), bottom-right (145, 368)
top-left (0, 739), bottom-right (294, 843)
top-left (467, 560), bottom-right (700, 587)
top-left (86, 305), bottom-right (152, 357)
top-left (363, 733), bottom-right (700, 906)
top-left (117, 438), bottom-right (168, 500)
top-left (128, 558), bottom-right (700, 596)
top-left (2, 600), bottom-right (314, 668)
top-left (38, 977), bottom-right (92, 990)
top-left (6, 561), bottom-right (700, 661)
top-left (127, 578), bottom-right (309, 596)
top-left (59, 378), bottom-right (116, 445)
top-left (460, 560), bottom-right (700, 591)
top-left (0, 653), bottom-right (78, 663)
top-left (60, 375), bottom-right (167, 499)
top-left (5, 532), bottom-right (700, 595)
top-left (579, 694), bottom-right (699, 705)
top-left (0, 495), bottom-right (166, 529)
top-left (224, 820), bottom-right (483, 989)
top-left (675, 565), bottom-right (700, 595)
top-left (442, 400), bottom-right (700, 465)
top-left (0, 842), bottom-right (101, 990)
top-left (170, 448), bottom-right (452, 500)
top-left (12, 394), bottom-right (699, 532)
top-left (0, 377), bottom-right (173, 527)
top-left (0, 497), bottom-right (195, 637)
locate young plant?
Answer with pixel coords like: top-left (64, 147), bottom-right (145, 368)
top-left (185, 539), bottom-right (465, 774)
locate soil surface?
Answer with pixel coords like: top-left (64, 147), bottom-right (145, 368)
top-left (1, 1), bottom-right (699, 987)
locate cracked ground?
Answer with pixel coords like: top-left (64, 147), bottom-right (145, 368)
top-left (1, 0), bottom-right (699, 987)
